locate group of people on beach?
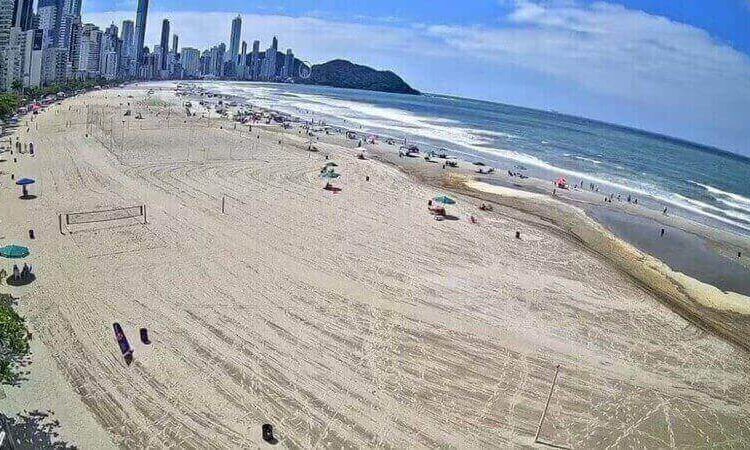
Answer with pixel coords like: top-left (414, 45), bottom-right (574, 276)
top-left (603, 192), bottom-right (638, 205)
top-left (0, 263), bottom-right (33, 284)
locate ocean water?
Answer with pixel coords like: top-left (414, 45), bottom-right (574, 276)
top-left (180, 81), bottom-right (750, 235)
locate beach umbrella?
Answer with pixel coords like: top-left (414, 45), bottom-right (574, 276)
top-left (321, 171), bottom-right (341, 179)
top-left (320, 162), bottom-right (338, 172)
top-left (432, 196), bottom-right (456, 205)
top-left (15, 178), bottom-right (35, 186)
top-left (0, 245), bottom-right (30, 259)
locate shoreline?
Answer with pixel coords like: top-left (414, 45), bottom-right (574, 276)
top-left (213, 82), bottom-right (750, 295)
top-left (364, 148), bottom-right (750, 347)
top-left (3, 83), bottom-right (750, 447)
top-left (179, 80), bottom-right (750, 280)
top-left (170, 80), bottom-right (750, 240)
top-left (176, 81), bottom-right (750, 347)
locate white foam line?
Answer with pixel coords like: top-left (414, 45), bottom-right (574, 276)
top-left (690, 181), bottom-right (750, 207)
top-left (183, 81), bottom-right (750, 233)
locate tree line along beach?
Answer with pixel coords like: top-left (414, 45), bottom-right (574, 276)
top-left (0, 82), bottom-right (749, 448)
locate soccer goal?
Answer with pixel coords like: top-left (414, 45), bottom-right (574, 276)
top-left (59, 205), bottom-right (147, 235)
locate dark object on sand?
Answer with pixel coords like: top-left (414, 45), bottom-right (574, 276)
top-left (29, 229), bottom-right (34, 239)
top-left (113, 323), bottom-right (134, 365)
top-left (660, 228), bottom-right (665, 237)
top-left (515, 231), bottom-right (521, 239)
top-left (738, 251), bottom-right (741, 258)
top-left (140, 328), bottom-right (151, 345)
top-left (262, 424), bottom-right (278, 444)
top-left (365, 176), bottom-right (370, 182)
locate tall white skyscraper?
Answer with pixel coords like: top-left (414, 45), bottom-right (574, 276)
top-left (228, 15), bottom-right (241, 63)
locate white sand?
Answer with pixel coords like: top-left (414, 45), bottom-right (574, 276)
top-left (465, 180), bottom-right (547, 200)
top-left (1, 84), bottom-right (749, 448)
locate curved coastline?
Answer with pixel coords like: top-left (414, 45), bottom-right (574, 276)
top-left (197, 78), bottom-right (750, 351)
top-left (459, 179), bottom-right (750, 350)
top-left (4, 82), bottom-right (750, 447)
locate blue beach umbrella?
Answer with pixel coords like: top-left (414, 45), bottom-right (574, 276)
top-left (15, 178), bottom-right (35, 186)
top-left (432, 196), bottom-right (456, 205)
top-left (0, 245), bottom-right (30, 259)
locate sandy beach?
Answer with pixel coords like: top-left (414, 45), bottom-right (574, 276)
top-left (2, 83), bottom-right (750, 448)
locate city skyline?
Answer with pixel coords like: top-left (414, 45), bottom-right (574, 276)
top-left (0, 1), bottom-right (747, 155)
top-left (80, 1), bottom-right (750, 157)
top-left (0, 0), bottom-right (304, 93)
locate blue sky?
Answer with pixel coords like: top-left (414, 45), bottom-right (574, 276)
top-left (83, 1), bottom-right (750, 156)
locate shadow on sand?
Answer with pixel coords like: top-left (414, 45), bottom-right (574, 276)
top-left (0, 410), bottom-right (77, 449)
top-left (19, 195), bottom-right (38, 200)
top-left (6, 274), bottom-right (36, 287)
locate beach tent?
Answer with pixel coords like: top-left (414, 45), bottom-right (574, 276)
top-left (0, 245), bottom-right (30, 259)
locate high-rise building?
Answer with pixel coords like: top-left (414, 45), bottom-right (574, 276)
top-left (159, 19), bottom-right (169, 72)
top-left (239, 40), bottom-right (247, 78)
top-left (171, 34), bottom-right (178, 54)
top-left (228, 14), bottom-right (241, 63)
top-left (282, 48), bottom-right (294, 78)
top-left (0, 1), bottom-right (26, 91)
top-left (250, 39), bottom-right (260, 80)
top-left (119, 19), bottom-right (134, 76)
top-left (75, 23), bottom-right (101, 78)
top-left (260, 37), bottom-right (279, 80)
top-left (134, 0), bottom-right (148, 66)
top-left (121, 19), bottom-right (133, 57)
top-left (180, 47), bottom-right (199, 77)
top-left (99, 23), bottom-right (120, 79)
top-left (37, 0), bottom-right (59, 49)
top-left (0, 0), bottom-right (14, 48)
top-left (58, 0), bottom-right (82, 49)
top-left (22, 28), bottom-right (44, 87)
top-left (12, 0), bottom-right (34, 31)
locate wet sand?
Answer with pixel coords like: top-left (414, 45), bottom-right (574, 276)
top-left (588, 207), bottom-right (750, 296)
top-left (1, 83), bottom-right (749, 448)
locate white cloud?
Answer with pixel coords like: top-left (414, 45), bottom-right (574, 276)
top-left (83, 2), bottom-right (750, 153)
top-left (429, 1), bottom-right (750, 106)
